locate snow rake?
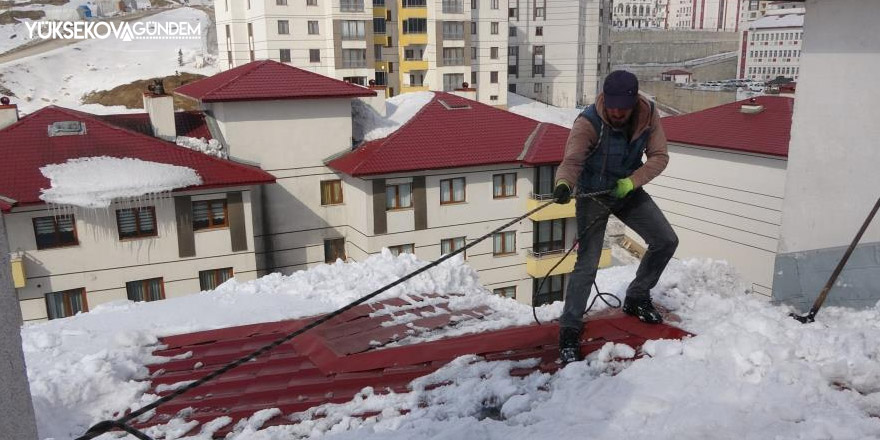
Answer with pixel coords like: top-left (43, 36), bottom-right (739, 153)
top-left (790, 196), bottom-right (880, 323)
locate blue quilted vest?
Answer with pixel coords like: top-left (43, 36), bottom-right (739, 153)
top-left (577, 103), bottom-right (654, 193)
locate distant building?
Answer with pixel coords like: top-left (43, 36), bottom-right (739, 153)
top-left (660, 68), bottom-right (692, 83)
top-left (508, 0), bottom-right (611, 107)
top-left (214, 0), bottom-right (509, 107)
top-left (737, 8), bottom-right (804, 81)
top-left (612, 0), bottom-right (664, 29)
top-left (666, 0), bottom-right (740, 31)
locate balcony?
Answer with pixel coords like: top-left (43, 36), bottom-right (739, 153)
top-left (401, 59), bottom-right (428, 71)
top-left (526, 193), bottom-right (575, 221)
top-left (400, 32), bottom-right (428, 46)
top-left (525, 248), bottom-right (611, 278)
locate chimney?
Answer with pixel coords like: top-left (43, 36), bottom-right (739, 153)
top-left (142, 79), bottom-right (176, 141)
top-left (452, 82), bottom-right (476, 101)
top-left (357, 80), bottom-right (387, 117)
top-left (740, 97), bottom-right (764, 114)
top-left (0, 97), bottom-right (19, 131)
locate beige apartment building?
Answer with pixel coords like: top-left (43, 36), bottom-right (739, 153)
top-left (215, 0), bottom-right (509, 106)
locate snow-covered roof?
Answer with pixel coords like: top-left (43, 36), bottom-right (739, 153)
top-left (750, 12), bottom-right (804, 29)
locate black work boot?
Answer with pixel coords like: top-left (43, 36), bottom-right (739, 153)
top-left (558, 327), bottom-right (582, 364)
top-left (622, 296), bottom-right (663, 324)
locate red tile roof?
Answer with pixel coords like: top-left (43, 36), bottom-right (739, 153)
top-left (173, 60), bottom-right (377, 103)
top-left (0, 106), bottom-right (275, 211)
top-left (137, 294), bottom-right (690, 437)
top-left (99, 110), bottom-right (214, 139)
top-left (661, 96), bottom-right (793, 158)
top-left (328, 92), bottom-right (568, 176)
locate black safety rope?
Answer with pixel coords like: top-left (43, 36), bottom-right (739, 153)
top-left (74, 189), bottom-right (613, 440)
top-left (532, 191), bottom-right (623, 325)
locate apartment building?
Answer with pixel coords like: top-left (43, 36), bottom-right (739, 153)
top-left (508, 0), bottom-right (612, 108)
top-left (0, 100), bottom-right (275, 322)
top-left (737, 4), bottom-right (804, 81)
top-left (611, 0), bottom-right (665, 29)
top-left (666, 0), bottom-right (740, 31)
top-left (215, 0), bottom-right (508, 106)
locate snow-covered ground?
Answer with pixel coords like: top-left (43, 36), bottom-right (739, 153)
top-left (22, 253), bottom-right (880, 439)
top-left (506, 92), bottom-right (582, 128)
top-left (0, 7), bottom-right (217, 115)
top-left (0, 19), bottom-right (38, 56)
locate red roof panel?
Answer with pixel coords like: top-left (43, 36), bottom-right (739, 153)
top-left (173, 60), bottom-right (377, 103)
top-left (99, 110), bottom-right (214, 139)
top-left (0, 106), bottom-right (275, 211)
top-left (661, 96), bottom-right (793, 157)
top-left (328, 93), bottom-right (570, 176)
top-left (135, 295), bottom-right (691, 437)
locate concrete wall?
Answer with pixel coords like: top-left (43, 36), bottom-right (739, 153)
top-left (0, 214), bottom-right (39, 440)
top-left (640, 80), bottom-right (736, 113)
top-left (772, 0), bottom-right (880, 311)
top-left (611, 29), bottom-right (739, 64)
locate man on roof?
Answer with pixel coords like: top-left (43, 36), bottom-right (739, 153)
top-left (553, 70), bottom-right (679, 364)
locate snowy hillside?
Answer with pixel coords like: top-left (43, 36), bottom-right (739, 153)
top-left (22, 253), bottom-right (880, 439)
top-left (0, 7), bottom-right (217, 114)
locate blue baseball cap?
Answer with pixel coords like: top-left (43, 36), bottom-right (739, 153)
top-left (603, 70), bottom-right (639, 109)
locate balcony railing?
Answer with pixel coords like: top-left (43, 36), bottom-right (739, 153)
top-left (340, 0), bottom-right (364, 11)
top-left (527, 248), bottom-right (566, 258)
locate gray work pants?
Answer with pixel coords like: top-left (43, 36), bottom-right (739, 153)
top-left (558, 188), bottom-right (679, 331)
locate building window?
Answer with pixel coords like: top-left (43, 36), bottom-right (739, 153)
top-left (490, 71), bottom-right (498, 83)
top-left (441, 237), bottom-right (466, 257)
top-left (471, 71), bottom-right (477, 85)
top-left (373, 17), bottom-right (386, 34)
top-left (388, 244), bottom-right (414, 256)
top-left (493, 231), bottom-right (516, 255)
top-left (45, 288), bottom-right (87, 320)
top-left (116, 207), bottom-right (157, 240)
top-left (342, 49), bottom-right (367, 67)
top-left (490, 0), bottom-right (498, 9)
top-left (192, 199), bottom-right (228, 230)
top-left (494, 286), bottom-right (516, 299)
top-left (344, 76), bottom-right (367, 85)
top-left (126, 278), bottom-right (165, 302)
top-left (534, 6), bottom-right (545, 18)
top-left (534, 82), bottom-right (542, 93)
top-left (509, 7), bottom-right (517, 18)
top-left (493, 173), bottom-right (516, 198)
top-left (442, 0), bottom-right (463, 13)
top-left (534, 165), bottom-right (557, 196)
top-left (307, 0), bottom-right (317, 4)
top-left (490, 46), bottom-right (499, 59)
top-left (490, 95), bottom-right (498, 101)
top-left (440, 177), bottom-right (466, 203)
top-left (443, 47), bottom-right (465, 65)
top-left (535, 26), bottom-right (543, 36)
top-left (324, 238), bottom-right (346, 263)
top-left (443, 73), bottom-right (464, 91)
top-left (341, 20), bottom-right (366, 40)
top-left (533, 219), bottom-right (565, 254)
top-left (386, 183), bottom-right (413, 209)
top-left (490, 22), bottom-right (499, 34)
top-left (199, 268), bottom-right (233, 291)
top-left (471, 46), bottom-right (477, 60)
top-left (308, 20), bottom-right (319, 34)
top-left (509, 26), bottom-right (516, 37)
top-left (470, 21), bottom-right (477, 35)
top-left (533, 45), bottom-right (545, 76)
top-left (340, 0), bottom-right (364, 11)
top-left (374, 0), bottom-right (385, 4)
top-left (33, 215), bottom-right (78, 249)
top-left (277, 0), bottom-right (287, 4)
top-left (443, 21), bottom-right (464, 39)
top-left (280, 48), bottom-right (291, 62)
top-left (310, 49), bottom-right (321, 62)
top-left (471, 0), bottom-right (476, 9)
top-left (320, 180), bottom-right (344, 205)
top-left (278, 20), bottom-right (290, 35)
top-left (402, 18), bottom-right (428, 34)
top-left (533, 274), bottom-right (564, 306)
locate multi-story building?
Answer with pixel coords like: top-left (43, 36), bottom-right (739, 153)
top-left (666, 0), bottom-right (740, 31)
top-left (611, 0), bottom-right (663, 29)
top-left (507, 0), bottom-right (612, 108)
top-left (737, 9), bottom-right (804, 81)
top-left (214, 0), bottom-right (509, 107)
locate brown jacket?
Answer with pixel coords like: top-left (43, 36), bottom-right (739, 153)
top-left (555, 94), bottom-right (668, 190)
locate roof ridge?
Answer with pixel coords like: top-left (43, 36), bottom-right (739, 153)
top-left (190, 60), bottom-right (270, 101)
top-left (517, 123), bottom-right (544, 161)
top-left (277, 60), bottom-right (373, 92)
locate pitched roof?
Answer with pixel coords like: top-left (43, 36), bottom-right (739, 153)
top-left (173, 60), bottom-right (377, 103)
top-left (99, 110), bottom-right (214, 139)
top-left (661, 96), bottom-right (794, 158)
top-left (137, 294), bottom-right (690, 437)
top-left (0, 106), bottom-right (275, 211)
top-left (328, 92), bottom-right (569, 176)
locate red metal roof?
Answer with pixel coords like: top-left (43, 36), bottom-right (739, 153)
top-left (328, 93), bottom-right (568, 176)
top-left (173, 60), bottom-right (377, 103)
top-left (136, 294), bottom-right (690, 437)
top-left (0, 106), bottom-right (275, 211)
top-left (99, 111), bottom-right (214, 140)
top-left (661, 96), bottom-right (793, 158)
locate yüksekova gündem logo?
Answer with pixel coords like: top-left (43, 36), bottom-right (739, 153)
top-left (26, 21), bottom-right (201, 41)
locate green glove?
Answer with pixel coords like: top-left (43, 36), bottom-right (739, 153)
top-left (612, 178), bottom-right (634, 199)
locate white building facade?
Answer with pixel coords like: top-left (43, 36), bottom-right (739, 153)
top-left (666, 0), bottom-right (740, 31)
top-left (737, 8), bottom-right (804, 81)
top-left (612, 0), bottom-right (665, 29)
top-left (507, 0), bottom-right (612, 107)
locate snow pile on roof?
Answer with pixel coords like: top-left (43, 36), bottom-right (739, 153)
top-left (507, 92), bottom-right (582, 128)
top-left (353, 91), bottom-right (434, 142)
top-left (38, 156), bottom-right (202, 208)
top-left (750, 12), bottom-right (804, 29)
top-left (22, 253), bottom-right (880, 439)
top-left (175, 136), bottom-right (227, 159)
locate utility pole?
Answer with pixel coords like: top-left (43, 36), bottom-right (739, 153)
top-left (0, 212), bottom-right (39, 439)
